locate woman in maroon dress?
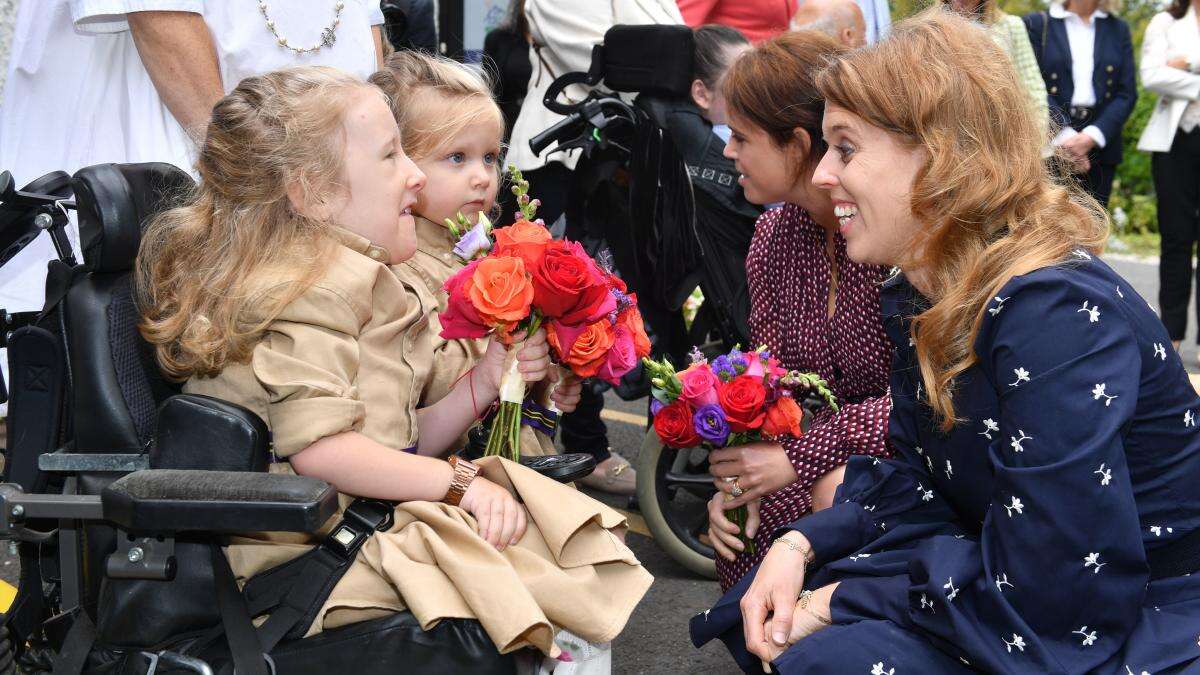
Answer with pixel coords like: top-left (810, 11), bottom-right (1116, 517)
top-left (707, 30), bottom-right (893, 591)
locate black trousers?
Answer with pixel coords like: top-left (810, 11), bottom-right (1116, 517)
top-left (1156, 127), bottom-right (1200, 343)
top-left (521, 163), bottom-right (612, 463)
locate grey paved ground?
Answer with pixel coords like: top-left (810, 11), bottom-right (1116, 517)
top-left (0, 255), bottom-right (1174, 673)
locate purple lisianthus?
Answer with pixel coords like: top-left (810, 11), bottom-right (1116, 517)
top-left (452, 218), bottom-right (493, 260)
top-left (688, 345), bottom-right (707, 366)
top-left (711, 355), bottom-right (736, 382)
top-left (693, 404), bottom-right (730, 447)
top-left (650, 398), bottom-right (666, 416)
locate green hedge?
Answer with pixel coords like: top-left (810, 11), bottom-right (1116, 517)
top-left (890, 0), bottom-right (1165, 233)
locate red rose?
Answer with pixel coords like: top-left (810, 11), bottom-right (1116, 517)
top-left (762, 396), bottom-right (804, 438)
top-left (439, 260), bottom-right (489, 339)
top-left (653, 399), bottom-right (700, 448)
top-left (718, 375), bottom-right (767, 432)
top-left (532, 240), bottom-right (616, 325)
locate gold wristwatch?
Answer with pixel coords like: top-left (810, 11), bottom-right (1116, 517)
top-left (444, 456), bottom-right (480, 507)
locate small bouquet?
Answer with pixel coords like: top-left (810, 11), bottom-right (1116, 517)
top-left (439, 167), bottom-right (650, 460)
top-left (643, 346), bottom-right (837, 556)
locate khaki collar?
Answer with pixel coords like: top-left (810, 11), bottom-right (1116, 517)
top-left (415, 216), bottom-right (457, 254)
top-left (329, 225), bottom-right (391, 263)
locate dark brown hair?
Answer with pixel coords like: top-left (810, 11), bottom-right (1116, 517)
top-left (1167, 0), bottom-right (1188, 19)
top-left (722, 30), bottom-right (846, 171)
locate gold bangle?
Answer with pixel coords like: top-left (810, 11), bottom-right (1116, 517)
top-left (773, 534), bottom-right (815, 565)
top-left (798, 590), bottom-right (832, 626)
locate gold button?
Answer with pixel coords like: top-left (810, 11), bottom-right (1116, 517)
top-left (1050, 86), bottom-right (1058, 94)
top-left (1106, 92), bottom-right (1112, 99)
top-left (1107, 79), bottom-right (1113, 86)
top-left (1106, 65), bottom-right (1114, 72)
top-left (1050, 72), bottom-right (1058, 80)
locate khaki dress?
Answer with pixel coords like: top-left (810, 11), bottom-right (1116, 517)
top-left (391, 216), bottom-right (557, 457)
top-left (185, 228), bottom-right (651, 656)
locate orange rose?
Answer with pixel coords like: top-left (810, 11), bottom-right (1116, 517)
top-left (493, 219), bottom-right (551, 272)
top-left (619, 306), bottom-right (651, 358)
top-left (548, 319), bottom-right (615, 378)
top-left (467, 256), bottom-right (535, 325)
top-left (762, 396), bottom-right (804, 438)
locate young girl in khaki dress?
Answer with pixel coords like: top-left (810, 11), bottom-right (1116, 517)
top-left (137, 66), bottom-right (651, 666)
top-left (368, 52), bottom-right (573, 459)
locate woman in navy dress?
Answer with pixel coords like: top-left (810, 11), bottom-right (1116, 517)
top-left (691, 11), bottom-right (1200, 674)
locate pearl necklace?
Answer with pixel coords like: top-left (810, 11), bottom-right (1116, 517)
top-left (258, 1), bottom-right (344, 55)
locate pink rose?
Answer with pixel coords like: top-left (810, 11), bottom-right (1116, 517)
top-left (744, 352), bottom-right (765, 379)
top-left (678, 364), bottom-right (719, 408)
top-left (439, 260), bottom-right (489, 339)
top-left (596, 326), bottom-right (638, 385)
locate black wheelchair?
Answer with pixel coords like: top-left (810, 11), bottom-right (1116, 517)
top-left (0, 163), bottom-right (582, 673)
top-left (527, 24), bottom-right (763, 579)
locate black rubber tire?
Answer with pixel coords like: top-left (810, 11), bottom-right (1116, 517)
top-left (635, 429), bottom-right (717, 579)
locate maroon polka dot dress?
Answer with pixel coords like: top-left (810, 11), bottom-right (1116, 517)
top-left (716, 204), bottom-right (894, 591)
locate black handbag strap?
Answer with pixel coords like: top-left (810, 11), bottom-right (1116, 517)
top-left (1040, 11), bottom-right (1049, 61)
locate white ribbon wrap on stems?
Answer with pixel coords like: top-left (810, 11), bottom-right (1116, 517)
top-left (499, 346), bottom-right (527, 404)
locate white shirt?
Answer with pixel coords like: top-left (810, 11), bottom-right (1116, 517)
top-left (1049, 3), bottom-right (1108, 149)
top-left (0, 0), bottom-right (382, 402)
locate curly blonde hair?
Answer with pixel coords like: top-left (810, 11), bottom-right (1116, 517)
top-left (815, 9), bottom-right (1108, 430)
top-left (137, 66), bottom-right (380, 380)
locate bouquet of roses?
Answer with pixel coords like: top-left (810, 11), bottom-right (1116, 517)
top-left (439, 167), bottom-right (650, 460)
top-left (643, 346), bottom-right (837, 555)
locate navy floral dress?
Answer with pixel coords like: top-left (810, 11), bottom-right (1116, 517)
top-left (692, 253), bottom-right (1200, 674)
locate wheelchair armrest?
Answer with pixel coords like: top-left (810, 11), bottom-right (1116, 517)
top-left (102, 469), bottom-right (337, 533)
top-left (153, 394), bottom-right (271, 471)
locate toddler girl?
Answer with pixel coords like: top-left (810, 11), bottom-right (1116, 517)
top-left (369, 52), bottom-right (573, 457)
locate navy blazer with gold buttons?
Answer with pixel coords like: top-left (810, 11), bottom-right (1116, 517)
top-left (1023, 10), bottom-right (1137, 166)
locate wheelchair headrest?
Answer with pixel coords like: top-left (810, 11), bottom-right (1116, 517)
top-left (72, 163), bottom-right (194, 274)
top-left (600, 25), bottom-right (695, 98)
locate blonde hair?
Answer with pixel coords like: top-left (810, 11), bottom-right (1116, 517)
top-left (815, 9), bottom-right (1108, 430)
top-left (368, 51), bottom-right (504, 163)
top-left (138, 66), bottom-right (379, 380)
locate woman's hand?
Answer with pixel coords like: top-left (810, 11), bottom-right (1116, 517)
top-left (458, 476), bottom-right (528, 551)
top-left (786, 583), bottom-right (838, 645)
top-left (1168, 55), bottom-right (1191, 71)
top-left (708, 496), bottom-right (760, 561)
top-left (741, 531), bottom-right (812, 662)
top-left (549, 372), bottom-right (583, 413)
top-left (478, 329), bottom-right (552, 393)
top-left (709, 442), bottom-right (798, 508)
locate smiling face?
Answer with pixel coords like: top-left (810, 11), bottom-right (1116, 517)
top-left (412, 114), bottom-right (503, 228)
top-left (812, 103), bottom-right (928, 268)
top-left (329, 89), bottom-right (427, 264)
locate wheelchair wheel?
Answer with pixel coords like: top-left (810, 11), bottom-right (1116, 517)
top-left (635, 429), bottom-right (717, 579)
